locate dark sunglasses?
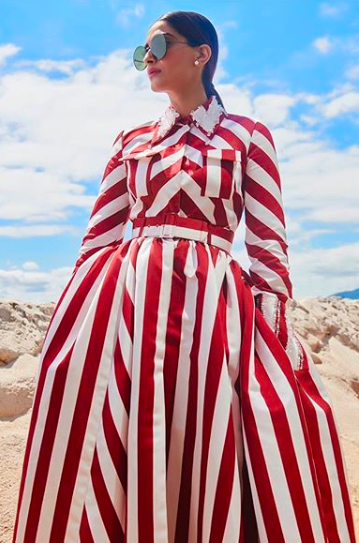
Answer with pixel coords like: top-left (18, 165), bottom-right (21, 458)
top-left (133, 32), bottom-right (193, 71)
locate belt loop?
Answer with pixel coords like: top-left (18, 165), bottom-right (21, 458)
top-left (200, 219), bottom-right (209, 244)
top-left (161, 213), bottom-right (174, 237)
top-left (138, 217), bottom-right (145, 237)
top-left (206, 222), bottom-right (212, 245)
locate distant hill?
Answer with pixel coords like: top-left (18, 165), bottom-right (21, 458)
top-left (331, 288), bottom-right (359, 300)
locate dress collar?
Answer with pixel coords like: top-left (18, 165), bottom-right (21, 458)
top-left (150, 94), bottom-right (227, 146)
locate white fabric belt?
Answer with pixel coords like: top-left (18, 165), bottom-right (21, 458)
top-left (130, 215), bottom-right (234, 255)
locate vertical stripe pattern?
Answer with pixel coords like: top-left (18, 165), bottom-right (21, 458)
top-left (11, 99), bottom-right (356, 542)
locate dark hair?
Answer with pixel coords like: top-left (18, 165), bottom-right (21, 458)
top-left (151, 10), bottom-right (225, 108)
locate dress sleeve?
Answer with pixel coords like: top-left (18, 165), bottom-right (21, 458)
top-left (72, 129), bottom-right (131, 272)
top-left (243, 119), bottom-right (306, 371)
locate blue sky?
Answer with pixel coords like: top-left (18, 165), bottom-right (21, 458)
top-left (0, 0), bottom-right (358, 302)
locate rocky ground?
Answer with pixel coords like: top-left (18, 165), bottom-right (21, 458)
top-left (1, 296), bottom-right (358, 542)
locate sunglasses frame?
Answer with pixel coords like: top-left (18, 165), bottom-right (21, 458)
top-left (133, 32), bottom-right (194, 71)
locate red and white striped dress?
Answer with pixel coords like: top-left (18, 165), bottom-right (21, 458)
top-left (12, 94), bottom-right (356, 543)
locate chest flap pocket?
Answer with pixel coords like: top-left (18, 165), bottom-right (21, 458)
top-left (121, 146), bottom-right (162, 197)
top-left (201, 148), bottom-right (242, 199)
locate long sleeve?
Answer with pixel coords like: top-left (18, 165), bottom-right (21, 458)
top-left (73, 129), bottom-right (131, 272)
top-left (243, 120), bottom-right (306, 371)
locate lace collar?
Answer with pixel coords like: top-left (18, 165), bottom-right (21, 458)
top-left (150, 94), bottom-right (227, 146)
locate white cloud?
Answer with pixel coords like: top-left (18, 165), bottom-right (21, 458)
top-left (233, 232), bottom-right (359, 298)
top-left (219, 20), bottom-right (239, 30)
top-left (0, 43), bottom-right (21, 65)
top-left (312, 33), bottom-right (359, 55)
top-left (277, 135), bottom-right (359, 224)
top-left (319, 2), bottom-right (349, 18)
top-left (252, 94), bottom-right (297, 126)
top-left (115, 3), bottom-right (145, 27)
top-left (299, 114), bottom-right (320, 126)
top-left (0, 42), bottom-right (358, 301)
top-left (296, 92), bottom-right (322, 106)
top-left (346, 63), bottom-right (359, 80)
top-left (316, 90), bottom-right (359, 118)
top-left (22, 261), bottom-right (40, 271)
top-left (0, 167), bottom-right (83, 222)
top-left (293, 84), bottom-right (359, 122)
top-left (289, 242), bottom-right (359, 298)
top-left (0, 50), bottom-right (171, 227)
top-left (0, 266), bottom-right (74, 304)
top-left (0, 224), bottom-right (78, 238)
top-left (14, 58), bottom-right (86, 75)
top-left (313, 36), bottom-right (334, 54)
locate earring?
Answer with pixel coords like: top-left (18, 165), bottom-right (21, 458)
top-left (194, 59), bottom-right (200, 65)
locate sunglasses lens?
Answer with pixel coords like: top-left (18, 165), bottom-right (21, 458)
top-left (133, 33), bottom-right (167, 71)
top-left (133, 45), bottom-right (146, 71)
top-left (150, 33), bottom-right (167, 60)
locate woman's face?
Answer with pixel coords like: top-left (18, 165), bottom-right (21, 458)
top-left (143, 20), bottom-right (210, 94)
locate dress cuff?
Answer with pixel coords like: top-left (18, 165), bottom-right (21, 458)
top-left (254, 291), bottom-right (306, 371)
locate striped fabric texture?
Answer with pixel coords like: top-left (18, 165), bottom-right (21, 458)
top-left (11, 95), bottom-right (356, 543)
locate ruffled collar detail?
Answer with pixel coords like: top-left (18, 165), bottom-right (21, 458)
top-left (151, 94), bottom-right (227, 146)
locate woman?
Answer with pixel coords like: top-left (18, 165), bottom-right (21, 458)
top-left (12, 10), bottom-right (356, 543)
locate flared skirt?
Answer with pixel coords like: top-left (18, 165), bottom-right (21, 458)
top-left (12, 236), bottom-right (356, 543)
